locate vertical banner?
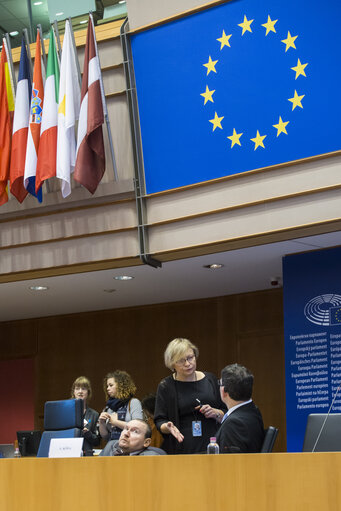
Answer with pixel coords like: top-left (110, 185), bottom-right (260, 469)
top-left (283, 246), bottom-right (341, 452)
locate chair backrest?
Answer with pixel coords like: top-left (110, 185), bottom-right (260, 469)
top-left (37, 429), bottom-right (82, 457)
top-left (37, 399), bottom-right (84, 457)
top-left (44, 399), bottom-right (83, 430)
top-left (261, 426), bottom-right (278, 453)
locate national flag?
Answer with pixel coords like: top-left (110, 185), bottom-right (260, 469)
top-left (36, 28), bottom-right (60, 193)
top-left (74, 16), bottom-right (106, 194)
top-left (24, 30), bottom-right (44, 202)
top-left (10, 37), bottom-right (31, 203)
top-left (56, 19), bottom-right (81, 198)
top-left (0, 39), bottom-right (15, 205)
top-left (130, 0), bottom-right (341, 193)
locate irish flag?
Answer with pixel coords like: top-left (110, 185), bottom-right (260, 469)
top-left (36, 28), bottom-right (60, 193)
top-left (10, 37), bottom-right (31, 203)
top-left (24, 30), bottom-right (44, 202)
top-left (0, 38), bottom-right (15, 206)
top-left (74, 16), bottom-right (105, 193)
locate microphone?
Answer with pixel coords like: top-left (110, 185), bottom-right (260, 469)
top-left (311, 382), bottom-right (341, 452)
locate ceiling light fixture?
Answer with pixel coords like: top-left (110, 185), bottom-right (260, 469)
top-left (79, 20), bottom-right (87, 24)
top-left (33, 1), bottom-right (43, 5)
top-left (113, 275), bottom-right (134, 281)
top-left (9, 31), bottom-right (19, 37)
top-left (118, 1), bottom-right (126, 4)
top-left (203, 263), bottom-right (224, 269)
top-left (29, 285), bottom-right (49, 291)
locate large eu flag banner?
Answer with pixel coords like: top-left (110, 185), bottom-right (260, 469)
top-left (131, 0), bottom-right (341, 194)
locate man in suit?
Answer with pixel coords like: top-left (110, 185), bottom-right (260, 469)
top-left (216, 364), bottom-right (265, 453)
top-left (100, 419), bottom-right (166, 456)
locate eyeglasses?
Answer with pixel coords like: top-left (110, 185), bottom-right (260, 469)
top-left (175, 354), bottom-right (196, 366)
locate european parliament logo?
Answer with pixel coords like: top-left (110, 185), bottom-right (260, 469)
top-left (131, 0), bottom-right (341, 194)
top-left (304, 294), bottom-right (341, 327)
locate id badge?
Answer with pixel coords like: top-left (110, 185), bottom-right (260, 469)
top-left (192, 420), bottom-right (202, 437)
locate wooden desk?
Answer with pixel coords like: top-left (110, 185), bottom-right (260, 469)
top-left (1, 453), bottom-right (340, 511)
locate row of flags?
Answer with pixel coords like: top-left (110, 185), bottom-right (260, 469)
top-left (0, 16), bottom-right (106, 207)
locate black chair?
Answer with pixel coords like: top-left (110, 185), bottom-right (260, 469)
top-left (261, 426), bottom-right (278, 453)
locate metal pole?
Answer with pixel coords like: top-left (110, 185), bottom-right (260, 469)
top-left (4, 33), bottom-right (16, 92)
top-left (120, 19), bottom-right (161, 269)
top-left (68, 17), bottom-right (82, 89)
top-left (89, 12), bottom-right (118, 181)
top-left (53, 20), bottom-right (62, 62)
top-left (26, 0), bottom-right (34, 42)
top-left (23, 28), bottom-right (33, 82)
top-left (37, 24), bottom-right (47, 70)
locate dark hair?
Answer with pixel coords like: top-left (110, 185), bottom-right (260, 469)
top-left (103, 370), bottom-right (136, 400)
top-left (221, 364), bottom-right (254, 401)
top-left (141, 393), bottom-right (156, 416)
top-left (133, 419), bottom-right (152, 439)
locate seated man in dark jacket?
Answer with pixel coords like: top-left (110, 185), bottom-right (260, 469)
top-left (100, 419), bottom-right (166, 456)
top-left (216, 364), bottom-right (265, 453)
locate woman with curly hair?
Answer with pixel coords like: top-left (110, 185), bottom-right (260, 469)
top-left (98, 370), bottom-right (143, 442)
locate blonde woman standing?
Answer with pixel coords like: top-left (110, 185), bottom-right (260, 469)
top-left (154, 338), bottom-right (226, 454)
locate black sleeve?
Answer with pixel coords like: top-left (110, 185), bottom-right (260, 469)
top-left (154, 379), bottom-right (171, 431)
top-left (83, 409), bottom-right (100, 447)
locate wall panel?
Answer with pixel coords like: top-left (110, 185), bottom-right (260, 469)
top-left (0, 288), bottom-right (286, 450)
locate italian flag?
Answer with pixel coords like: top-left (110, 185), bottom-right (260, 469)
top-left (36, 28), bottom-right (60, 193)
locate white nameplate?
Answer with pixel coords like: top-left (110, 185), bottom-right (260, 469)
top-left (49, 438), bottom-right (84, 458)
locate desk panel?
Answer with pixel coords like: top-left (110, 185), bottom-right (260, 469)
top-left (1, 453), bottom-right (340, 511)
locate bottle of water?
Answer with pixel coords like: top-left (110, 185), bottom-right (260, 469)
top-left (14, 441), bottom-right (21, 458)
top-left (207, 437), bottom-right (219, 454)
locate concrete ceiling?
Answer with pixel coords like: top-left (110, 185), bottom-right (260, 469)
top-left (1, 231), bottom-right (340, 322)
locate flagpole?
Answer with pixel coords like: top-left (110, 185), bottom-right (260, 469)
top-left (36, 26), bottom-right (50, 194)
top-left (4, 33), bottom-right (16, 93)
top-left (89, 12), bottom-right (118, 181)
top-left (52, 21), bottom-right (62, 63)
top-left (68, 17), bottom-right (82, 89)
top-left (23, 28), bottom-right (33, 82)
top-left (37, 24), bottom-right (47, 70)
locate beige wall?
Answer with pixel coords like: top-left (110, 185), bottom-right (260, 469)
top-left (126, 0), bottom-right (226, 30)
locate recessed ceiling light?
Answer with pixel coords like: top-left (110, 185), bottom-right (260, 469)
top-left (56, 12), bottom-right (64, 16)
top-left (29, 285), bottom-right (49, 291)
top-left (113, 275), bottom-right (134, 281)
top-left (203, 263), bottom-right (224, 269)
top-left (33, 1), bottom-right (43, 5)
top-left (9, 31), bottom-right (19, 37)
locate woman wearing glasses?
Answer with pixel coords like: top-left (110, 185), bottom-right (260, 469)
top-left (154, 338), bottom-right (226, 454)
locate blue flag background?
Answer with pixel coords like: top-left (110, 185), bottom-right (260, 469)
top-left (131, 0), bottom-right (341, 194)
